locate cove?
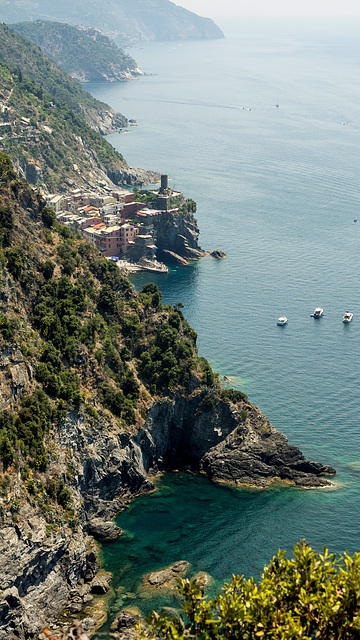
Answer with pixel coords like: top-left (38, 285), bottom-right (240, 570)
top-left (98, 471), bottom-right (342, 631)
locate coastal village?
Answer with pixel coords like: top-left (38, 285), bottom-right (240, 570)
top-left (47, 175), bottom-right (185, 273)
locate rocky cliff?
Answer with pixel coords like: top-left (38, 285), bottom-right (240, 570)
top-left (154, 210), bottom-right (205, 263)
top-left (11, 22), bottom-right (143, 84)
top-left (0, 156), bottom-right (335, 639)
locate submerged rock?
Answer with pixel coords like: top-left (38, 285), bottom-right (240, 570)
top-left (210, 250), bottom-right (226, 258)
top-left (145, 561), bottom-right (190, 587)
top-left (110, 607), bottom-right (143, 632)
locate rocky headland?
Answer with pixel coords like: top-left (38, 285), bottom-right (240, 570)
top-left (0, 158), bottom-right (335, 639)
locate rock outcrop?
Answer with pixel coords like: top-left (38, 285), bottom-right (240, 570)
top-left (0, 506), bottom-right (98, 640)
top-left (210, 250), bottom-right (226, 259)
top-left (107, 167), bottom-right (161, 186)
top-left (154, 210), bottom-right (205, 260)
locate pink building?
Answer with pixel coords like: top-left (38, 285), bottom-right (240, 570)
top-left (94, 224), bottom-right (138, 257)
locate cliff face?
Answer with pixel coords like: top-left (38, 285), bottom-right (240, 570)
top-left (154, 210), bottom-right (205, 262)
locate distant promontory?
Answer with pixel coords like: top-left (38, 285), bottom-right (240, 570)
top-left (0, 0), bottom-right (224, 47)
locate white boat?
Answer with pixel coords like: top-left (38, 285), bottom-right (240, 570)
top-left (343, 311), bottom-right (353, 323)
top-left (311, 307), bottom-right (324, 318)
top-left (277, 316), bottom-right (287, 326)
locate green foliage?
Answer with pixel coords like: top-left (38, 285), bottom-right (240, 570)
top-left (85, 404), bottom-right (98, 420)
top-left (0, 388), bottom-right (52, 470)
top-left (12, 21), bottom-right (139, 82)
top-left (197, 386), bottom-right (248, 416)
top-left (41, 206), bottom-right (56, 228)
top-left (199, 357), bottom-right (215, 387)
top-left (40, 259), bottom-right (55, 280)
top-left (181, 198), bottom-right (197, 213)
top-left (100, 382), bottom-right (136, 423)
top-left (0, 314), bottom-right (14, 341)
top-left (6, 246), bottom-right (24, 279)
top-left (0, 152), bottom-right (17, 185)
top-left (137, 312), bottom-right (196, 392)
top-left (0, 434), bottom-right (14, 469)
top-left (45, 476), bottom-right (72, 508)
top-left (134, 190), bottom-right (159, 205)
top-left (139, 283), bottom-right (163, 309)
top-left (220, 388), bottom-right (248, 403)
top-left (0, 203), bottom-right (14, 247)
top-left (146, 541), bottom-right (360, 640)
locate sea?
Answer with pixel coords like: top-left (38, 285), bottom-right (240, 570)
top-left (84, 16), bottom-right (360, 626)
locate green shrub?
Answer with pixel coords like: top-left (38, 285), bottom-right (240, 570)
top-left (40, 259), bottom-right (55, 280)
top-left (6, 246), bottom-right (24, 279)
top-left (0, 204), bottom-right (13, 247)
top-left (41, 206), bottom-right (56, 228)
top-left (146, 541), bottom-right (360, 640)
top-left (0, 314), bottom-right (14, 341)
top-left (221, 388), bottom-right (248, 403)
top-left (85, 404), bottom-right (98, 420)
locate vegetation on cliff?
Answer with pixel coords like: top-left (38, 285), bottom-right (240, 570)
top-left (0, 23), bottom-right (128, 134)
top-left (0, 56), bottom-right (128, 192)
top-left (0, 152), bottom-right (336, 639)
top-left (0, 154), bottom-right (226, 508)
top-left (11, 21), bottom-right (143, 83)
top-left (146, 541), bottom-right (360, 640)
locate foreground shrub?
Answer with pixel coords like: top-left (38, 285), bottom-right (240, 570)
top-left (146, 541), bottom-right (360, 640)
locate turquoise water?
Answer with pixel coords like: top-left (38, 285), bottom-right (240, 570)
top-left (86, 17), bottom-right (360, 625)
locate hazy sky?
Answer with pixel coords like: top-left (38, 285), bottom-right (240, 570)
top-left (177, 0), bottom-right (360, 18)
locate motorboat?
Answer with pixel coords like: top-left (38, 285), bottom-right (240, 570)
top-left (311, 307), bottom-right (324, 318)
top-left (277, 316), bottom-right (287, 326)
top-left (343, 311), bottom-right (354, 323)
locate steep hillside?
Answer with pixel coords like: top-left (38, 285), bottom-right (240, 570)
top-left (0, 60), bottom-right (158, 193)
top-left (0, 60), bottom-right (126, 193)
top-left (0, 23), bottom-right (128, 135)
top-left (0, 155), bottom-right (335, 638)
top-left (0, 0), bottom-right (224, 46)
top-left (11, 21), bottom-right (143, 83)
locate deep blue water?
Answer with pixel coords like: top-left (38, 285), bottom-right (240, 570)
top-left (85, 17), bottom-right (360, 624)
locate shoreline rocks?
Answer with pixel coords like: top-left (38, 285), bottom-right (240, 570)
top-left (0, 388), bottom-right (335, 639)
top-left (88, 518), bottom-right (123, 541)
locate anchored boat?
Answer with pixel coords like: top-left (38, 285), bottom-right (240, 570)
top-left (311, 307), bottom-right (324, 318)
